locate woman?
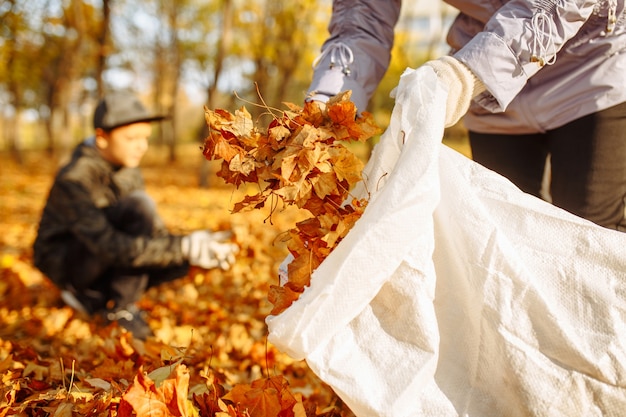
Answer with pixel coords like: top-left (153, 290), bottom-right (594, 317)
top-left (307, 0), bottom-right (626, 230)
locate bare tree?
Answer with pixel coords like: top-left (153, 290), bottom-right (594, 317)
top-left (1, 0), bottom-right (30, 163)
top-left (37, 0), bottom-right (102, 154)
top-left (199, 0), bottom-right (233, 187)
top-left (95, 0), bottom-right (112, 97)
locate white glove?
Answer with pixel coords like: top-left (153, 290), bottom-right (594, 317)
top-left (423, 56), bottom-right (486, 127)
top-left (181, 230), bottom-right (238, 270)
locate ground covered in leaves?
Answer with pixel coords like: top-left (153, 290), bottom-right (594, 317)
top-left (0, 146), bottom-right (356, 417)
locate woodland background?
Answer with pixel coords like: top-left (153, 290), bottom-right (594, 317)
top-left (1, 1), bottom-right (470, 415)
top-left (0, 0), bottom-right (464, 163)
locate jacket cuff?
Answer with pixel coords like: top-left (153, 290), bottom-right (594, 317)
top-left (454, 32), bottom-right (535, 113)
top-left (307, 66), bottom-right (369, 113)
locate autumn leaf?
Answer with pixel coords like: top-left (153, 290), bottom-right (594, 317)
top-left (223, 375), bottom-right (301, 417)
top-left (121, 370), bottom-right (171, 417)
top-left (159, 365), bottom-right (192, 417)
top-left (225, 384), bottom-right (282, 417)
top-left (216, 159), bottom-right (259, 187)
top-left (232, 193), bottom-right (268, 213)
top-left (204, 132), bottom-right (243, 163)
top-left (121, 364), bottom-right (193, 417)
top-left (327, 92), bottom-right (358, 128)
top-left (307, 173), bottom-right (334, 201)
top-left (268, 285), bottom-right (301, 316)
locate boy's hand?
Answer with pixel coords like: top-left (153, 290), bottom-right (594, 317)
top-left (182, 230), bottom-right (238, 270)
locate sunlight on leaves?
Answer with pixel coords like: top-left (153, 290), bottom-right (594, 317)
top-left (203, 92), bottom-right (380, 315)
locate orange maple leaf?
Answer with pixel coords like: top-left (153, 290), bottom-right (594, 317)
top-left (268, 285), bottom-right (301, 316)
top-left (121, 364), bottom-right (191, 417)
top-left (223, 376), bottom-right (299, 417)
top-left (225, 384), bottom-right (282, 417)
top-left (203, 132), bottom-right (242, 163)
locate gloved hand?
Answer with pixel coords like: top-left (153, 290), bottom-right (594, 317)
top-left (181, 230), bottom-right (238, 270)
top-left (423, 56), bottom-right (486, 127)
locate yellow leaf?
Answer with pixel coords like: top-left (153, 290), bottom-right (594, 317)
top-left (311, 172), bottom-right (339, 199)
top-left (328, 146), bottom-right (363, 185)
top-left (228, 153), bottom-right (257, 176)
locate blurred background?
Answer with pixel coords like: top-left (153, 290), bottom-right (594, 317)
top-left (0, 5), bottom-right (471, 406)
top-left (0, 0), bottom-right (466, 167)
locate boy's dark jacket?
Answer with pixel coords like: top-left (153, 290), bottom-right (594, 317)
top-left (33, 139), bottom-right (186, 287)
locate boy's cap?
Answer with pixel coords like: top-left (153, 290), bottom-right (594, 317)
top-left (93, 90), bottom-right (166, 130)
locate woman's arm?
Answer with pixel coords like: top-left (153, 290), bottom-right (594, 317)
top-left (307, 0), bottom-right (402, 112)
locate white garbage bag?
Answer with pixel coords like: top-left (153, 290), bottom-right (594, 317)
top-left (266, 66), bottom-right (626, 417)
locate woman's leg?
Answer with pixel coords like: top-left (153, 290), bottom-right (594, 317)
top-left (547, 102), bottom-right (626, 230)
top-left (469, 131), bottom-right (549, 198)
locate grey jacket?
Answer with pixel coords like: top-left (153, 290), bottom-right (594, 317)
top-left (308, 0), bottom-right (626, 134)
top-left (33, 138), bottom-right (186, 286)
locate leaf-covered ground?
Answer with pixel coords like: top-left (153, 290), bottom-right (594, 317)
top-left (0, 146), bottom-right (356, 416)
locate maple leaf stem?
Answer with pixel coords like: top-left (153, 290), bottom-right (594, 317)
top-left (318, 191), bottom-right (355, 213)
top-left (60, 358), bottom-right (77, 394)
top-left (232, 85), bottom-right (305, 130)
top-left (69, 360), bottom-right (76, 394)
top-left (60, 358), bottom-right (66, 391)
top-left (308, 249), bottom-right (313, 281)
top-left (375, 172), bottom-right (388, 193)
top-left (264, 337), bottom-right (271, 379)
top-left (233, 86), bottom-right (283, 122)
top-left (331, 179), bottom-right (366, 211)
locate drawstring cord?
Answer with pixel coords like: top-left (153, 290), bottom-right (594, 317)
top-left (606, 0), bottom-right (617, 33)
top-left (530, 11), bottom-right (557, 67)
top-left (312, 41), bottom-right (354, 75)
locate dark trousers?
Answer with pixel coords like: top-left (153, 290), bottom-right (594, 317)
top-left (469, 102), bottom-right (626, 231)
top-left (65, 191), bottom-right (188, 314)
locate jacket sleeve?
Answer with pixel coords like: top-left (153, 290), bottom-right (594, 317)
top-left (453, 1), bottom-right (598, 112)
top-left (306, 0), bottom-right (402, 112)
top-left (50, 177), bottom-right (187, 269)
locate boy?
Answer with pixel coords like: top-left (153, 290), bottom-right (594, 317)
top-left (33, 90), bottom-right (237, 340)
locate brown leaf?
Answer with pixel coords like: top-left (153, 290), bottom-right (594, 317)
top-left (286, 249), bottom-right (321, 291)
top-left (224, 384), bottom-right (281, 417)
top-left (228, 153), bottom-right (258, 176)
top-left (121, 364), bottom-right (191, 417)
top-left (268, 285), bottom-right (302, 316)
top-left (223, 376), bottom-right (298, 417)
top-left (232, 193), bottom-right (268, 213)
top-left (207, 133), bottom-right (243, 163)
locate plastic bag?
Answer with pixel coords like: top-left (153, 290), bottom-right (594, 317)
top-left (266, 66), bottom-right (626, 417)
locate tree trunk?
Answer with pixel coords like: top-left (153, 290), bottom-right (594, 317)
top-left (5, 112), bottom-right (23, 165)
top-left (166, 0), bottom-right (181, 163)
top-left (199, 0), bottom-right (232, 187)
top-left (96, 0), bottom-right (111, 97)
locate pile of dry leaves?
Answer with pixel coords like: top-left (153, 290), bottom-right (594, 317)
top-left (0, 138), bottom-right (359, 415)
top-left (202, 93), bottom-right (379, 315)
